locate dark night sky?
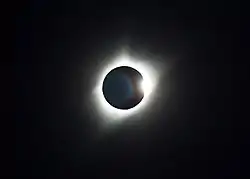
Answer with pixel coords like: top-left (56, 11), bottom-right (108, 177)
top-left (15, 1), bottom-right (247, 178)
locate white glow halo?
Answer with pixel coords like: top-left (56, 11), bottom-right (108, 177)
top-left (91, 52), bottom-right (162, 123)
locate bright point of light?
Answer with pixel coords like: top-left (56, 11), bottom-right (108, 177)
top-left (139, 79), bottom-right (145, 94)
top-left (92, 52), bottom-right (161, 123)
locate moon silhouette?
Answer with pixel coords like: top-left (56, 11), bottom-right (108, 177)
top-left (102, 66), bottom-right (144, 110)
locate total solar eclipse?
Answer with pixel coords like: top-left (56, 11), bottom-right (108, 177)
top-left (102, 66), bottom-right (144, 110)
top-left (92, 53), bottom-right (161, 122)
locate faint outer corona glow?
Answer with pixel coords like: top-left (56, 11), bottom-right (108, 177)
top-left (92, 52), bottom-right (161, 123)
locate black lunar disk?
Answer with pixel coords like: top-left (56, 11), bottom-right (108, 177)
top-left (102, 66), bottom-right (144, 110)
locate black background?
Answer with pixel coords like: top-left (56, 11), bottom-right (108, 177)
top-left (15, 0), bottom-right (247, 178)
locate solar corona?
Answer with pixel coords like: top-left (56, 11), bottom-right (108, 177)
top-left (92, 53), bottom-right (161, 122)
